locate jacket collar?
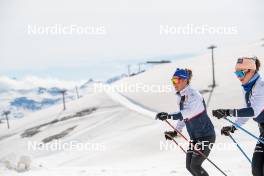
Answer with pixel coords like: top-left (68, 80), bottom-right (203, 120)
top-left (242, 73), bottom-right (260, 92)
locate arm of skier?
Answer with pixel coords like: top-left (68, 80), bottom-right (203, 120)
top-left (212, 108), bottom-right (254, 119)
top-left (235, 83), bottom-right (264, 119)
top-left (232, 108), bottom-right (254, 117)
top-left (175, 120), bottom-right (185, 132)
top-left (214, 82), bottom-right (264, 120)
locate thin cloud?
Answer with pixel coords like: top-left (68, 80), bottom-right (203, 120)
top-left (0, 76), bottom-right (85, 92)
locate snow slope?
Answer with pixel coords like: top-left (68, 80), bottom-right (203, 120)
top-left (0, 41), bottom-right (264, 176)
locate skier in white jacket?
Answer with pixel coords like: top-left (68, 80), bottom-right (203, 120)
top-left (156, 68), bottom-right (215, 176)
top-left (213, 57), bottom-right (264, 176)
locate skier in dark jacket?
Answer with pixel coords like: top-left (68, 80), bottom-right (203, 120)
top-left (213, 57), bottom-right (264, 176)
top-left (156, 68), bottom-right (215, 176)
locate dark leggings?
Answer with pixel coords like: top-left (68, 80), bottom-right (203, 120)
top-left (252, 126), bottom-right (264, 176)
top-left (186, 135), bottom-right (216, 176)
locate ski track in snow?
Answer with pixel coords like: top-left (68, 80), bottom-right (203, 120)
top-left (104, 85), bottom-right (157, 119)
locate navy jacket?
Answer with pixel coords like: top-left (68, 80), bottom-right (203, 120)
top-left (169, 85), bottom-right (215, 140)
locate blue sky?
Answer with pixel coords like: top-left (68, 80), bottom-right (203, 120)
top-left (1, 0), bottom-right (263, 81)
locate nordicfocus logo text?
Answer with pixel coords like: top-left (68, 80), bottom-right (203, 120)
top-left (160, 24), bottom-right (238, 36)
top-left (160, 141), bottom-right (237, 151)
top-left (93, 83), bottom-right (174, 93)
top-left (27, 140), bottom-right (106, 152)
top-left (27, 24), bottom-right (106, 36)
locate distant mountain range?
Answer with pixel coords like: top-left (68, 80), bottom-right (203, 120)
top-left (10, 97), bottom-right (61, 111)
top-left (0, 85), bottom-right (82, 119)
top-left (0, 75), bottom-right (128, 119)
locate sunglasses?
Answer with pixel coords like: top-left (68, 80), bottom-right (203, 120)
top-left (171, 77), bottom-right (181, 84)
top-left (234, 70), bottom-right (249, 78)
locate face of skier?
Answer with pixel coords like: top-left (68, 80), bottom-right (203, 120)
top-left (171, 76), bottom-right (188, 91)
top-left (235, 69), bottom-right (255, 85)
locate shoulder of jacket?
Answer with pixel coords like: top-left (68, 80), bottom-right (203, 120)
top-left (254, 78), bottom-right (264, 90)
top-left (186, 87), bottom-right (202, 100)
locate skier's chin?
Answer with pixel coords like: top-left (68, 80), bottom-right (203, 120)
top-left (240, 78), bottom-right (247, 85)
top-left (174, 86), bottom-right (180, 92)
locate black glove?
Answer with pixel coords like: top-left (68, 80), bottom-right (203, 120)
top-left (164, 131), bottom-right (178, 140)
top-left (221, 126), bottom-right (237, 136)
top-left (156, 112), bottom-right (170, 121)
top-left (212, 109), bottom-right (234, 119)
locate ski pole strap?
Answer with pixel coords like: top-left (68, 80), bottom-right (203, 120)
top-left (224, 117), bottom-right (264, 145)
top-left (164, 120), bottom-right (228, 176)
top-left (228, 134), bottom-right (252, 164)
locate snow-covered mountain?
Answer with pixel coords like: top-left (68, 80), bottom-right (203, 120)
top-left (0, 75), bottom-right (132, 119)
top-left (0, 79), bottom-right (92, 119)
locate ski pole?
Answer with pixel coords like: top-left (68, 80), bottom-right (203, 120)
top-left (164, 120), bottom-right (228, 176)
top-left (224, 117), bottom-right (264, 145)
top-left (228, 134), bottom-right (252, 164)
top-left (165, 134), bottom-right (187, 154)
